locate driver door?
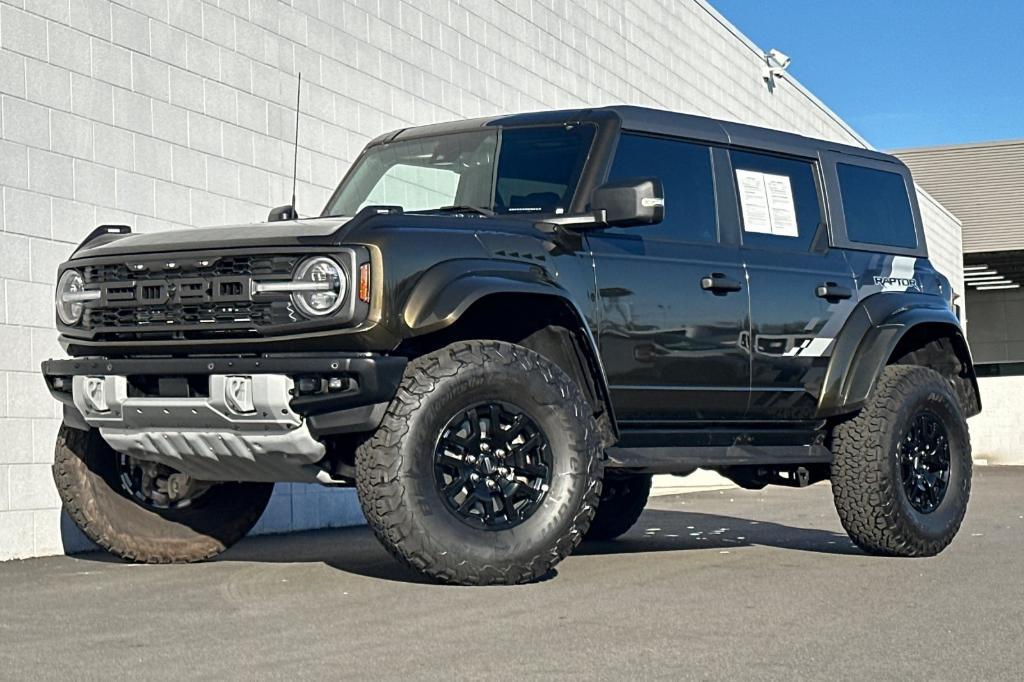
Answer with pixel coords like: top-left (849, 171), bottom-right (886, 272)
top-left (588, 134), bottom-right (751, 425)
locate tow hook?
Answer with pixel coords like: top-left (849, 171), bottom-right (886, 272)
top-left (790, 466), bottom-right (811, 487)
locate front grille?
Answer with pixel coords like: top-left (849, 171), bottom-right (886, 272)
top-left (77, 253), bottom-right (302, 340)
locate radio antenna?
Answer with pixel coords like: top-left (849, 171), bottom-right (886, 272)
top-left (290, 72), bottom-right (302, 219)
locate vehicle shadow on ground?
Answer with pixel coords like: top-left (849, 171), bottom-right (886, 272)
top-left (574, 509), bottom-right (860, 558)
top-left (70, 506), bottom-right (859, 585)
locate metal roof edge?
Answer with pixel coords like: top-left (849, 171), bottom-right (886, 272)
top-left (891, 139), bottom-right (1024, 154)
top-left (915, 185), bottom-right (963, 226)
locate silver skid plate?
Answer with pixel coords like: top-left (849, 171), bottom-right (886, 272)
top-left (73, 374), bottom-right (327, 482)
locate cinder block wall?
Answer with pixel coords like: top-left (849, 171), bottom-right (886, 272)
top-left (0, 0), bottom-right (963, 560)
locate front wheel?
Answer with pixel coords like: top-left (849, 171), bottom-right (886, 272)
top-left (355, 341), bottom-right (603, 585)
top-left (53, 426), bottom-right (274, 563)
top-left (830, 365), bottom-right (971, 557)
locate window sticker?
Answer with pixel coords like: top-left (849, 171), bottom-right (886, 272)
top-left (736, 169), bottom-right (798, 237)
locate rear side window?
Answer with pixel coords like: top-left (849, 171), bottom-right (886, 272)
top-left (837, 163), bottom-right (918, 249)
top-left (606, 133), bottom-right (717, 242)
top-left (730, 150), bottom-right (822, 251)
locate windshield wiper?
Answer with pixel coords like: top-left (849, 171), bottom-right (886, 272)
top-left (422, 204), bottom-right (495, 217)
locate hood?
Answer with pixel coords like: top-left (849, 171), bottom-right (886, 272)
top-left (72, 217), bottom-right (352, 259)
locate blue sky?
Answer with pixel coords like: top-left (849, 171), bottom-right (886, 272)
top-left (710, 0), bottom-right (1023, 150)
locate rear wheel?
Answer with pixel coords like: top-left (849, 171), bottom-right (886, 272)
top-left (53, 425), bottom-right (273, 563)
top-left (584, 473), bottom-right (651, 541)
top-left (830, 365), bottom-right (971, 557)
top-left (356, 340), bottom-right (603, 585)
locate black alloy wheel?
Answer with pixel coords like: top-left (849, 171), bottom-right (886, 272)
top-left (355, 340), bottom-right (604, 585)
top-left (830, 365), bottom-right (971, 557)
top-left (433, 402), bottom-right (552, 530)
top-left (896, 411), bottom-right (951, 514)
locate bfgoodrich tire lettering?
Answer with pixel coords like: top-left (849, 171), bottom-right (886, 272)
top-left (830, 365), bottom-right (971, 557)
top-left (53, 426), bottom-right (273, 563)
top-left (355, 340), bottom-right (603, 585)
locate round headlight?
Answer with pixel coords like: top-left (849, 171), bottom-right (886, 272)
top-left (291, 257), bottom-right (347, 317)
top-left (56, 269), bottom-right (86, 325)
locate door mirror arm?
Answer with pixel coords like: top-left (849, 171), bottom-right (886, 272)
top-left (534, 215), bottom-right (592, 253)
top-left (533, 172), bottom-right (664, 250)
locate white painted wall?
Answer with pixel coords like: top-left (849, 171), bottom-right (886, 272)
top-left (969, 376), bottom-right (1024, 466)
top-left (0, 0), bottom-right (965, 560)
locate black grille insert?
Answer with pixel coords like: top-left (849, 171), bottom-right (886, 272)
top-left (78, 254), bottom-right (302, 340)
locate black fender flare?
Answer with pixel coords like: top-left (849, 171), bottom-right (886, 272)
top-left (401, 258), bottom-right (617, 436)
top-left (402, 259), bottom-right (569, 335)
top-left (817, 293), bottom-right (980, 418)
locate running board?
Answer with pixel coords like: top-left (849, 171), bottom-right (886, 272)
top-left (605, 444), bottom-right (832, 474)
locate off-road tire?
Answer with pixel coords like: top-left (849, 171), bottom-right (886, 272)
top-left (355, 340), bottom-right (603, 585)
top-left (830, 365), bottom-right (971, 557)
top-left (53, 425), bottom-right (274, 563)
top-left (584, 473), bottom-right (651, 541)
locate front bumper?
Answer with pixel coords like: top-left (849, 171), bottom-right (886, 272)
top-left (43, 354), bottom-right (406, 435)
top-left (41, 354), bottom-right (407, 482)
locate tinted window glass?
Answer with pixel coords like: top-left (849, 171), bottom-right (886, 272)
top-left (323, 125), bottom-right (595, 217)
top-left (606, 134), bottom-right (717, 242)
top-left (494, 125), bottom-right (596, 214)
top-left (731, 150), bottom-right (822, 251)
top-left (837, 163), bottom-right (918, 249)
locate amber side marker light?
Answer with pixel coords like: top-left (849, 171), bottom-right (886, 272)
top-left (358, 263), bottom-right (371, 303)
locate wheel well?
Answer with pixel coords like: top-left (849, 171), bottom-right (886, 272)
top-left (887, 323), bottom-right (981, 415)
top-left (397, 292), bottom-right (614, 435)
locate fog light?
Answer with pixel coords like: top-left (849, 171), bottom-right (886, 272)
top-left (224, 376), bottom-right (255, 413)
top-left (327, 377), bottom-right (345, 391)
top-left (297, 377), bottom-right (320, 394)
top-left (83, 377), bottom-right (109, 413)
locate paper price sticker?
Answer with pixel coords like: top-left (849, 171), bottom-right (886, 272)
top-left (735, 169), bottom-right (798, 237)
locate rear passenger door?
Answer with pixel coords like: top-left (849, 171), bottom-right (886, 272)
top-left (588, 134), bottom-right (751, 425)
top-left (726, 149), bottom-right (858, 421)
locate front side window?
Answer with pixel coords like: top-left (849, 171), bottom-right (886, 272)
top-left (323, 124), bottom-right (596, 217)
top-left (731, 150), bottom-right (823, 251)
top-left (837, 163), bottom-right (918, 249)
top-left (605, 133), bottom-right (717, 242)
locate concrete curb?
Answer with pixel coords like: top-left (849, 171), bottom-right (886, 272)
top-left (650, 470), bottom-right (737, 497)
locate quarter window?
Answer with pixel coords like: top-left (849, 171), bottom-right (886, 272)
top-left (837, 163), bottom-right (918, 249)
top-left (731, 150), bottom-right (822, 251)
top-left (605, 134), bottom-right (717, 242)
top-left (494, 125), bottom-right (596, 214)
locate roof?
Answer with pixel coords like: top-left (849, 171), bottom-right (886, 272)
top-left (378, 105), bottom-right (900, 166)
top-left (893, 139), bottom-right (1024, 253)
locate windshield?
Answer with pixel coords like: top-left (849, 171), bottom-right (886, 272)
top-left (322, 124), bottom-right (597, 217)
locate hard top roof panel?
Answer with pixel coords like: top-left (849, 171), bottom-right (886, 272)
top-left (372, 105), bottom-right (901, 166)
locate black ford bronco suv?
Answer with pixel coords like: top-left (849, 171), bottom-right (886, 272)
top-left (42, 106), bottom-right (980, 585)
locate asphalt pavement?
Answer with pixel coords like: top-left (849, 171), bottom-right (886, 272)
top-left (2, 467), bottom-right (1022, 680)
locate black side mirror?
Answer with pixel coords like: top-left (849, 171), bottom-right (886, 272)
top-left (591, 177), bottom-right (665, 227)
top-left (268, 205), bottom-right (297, 222)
